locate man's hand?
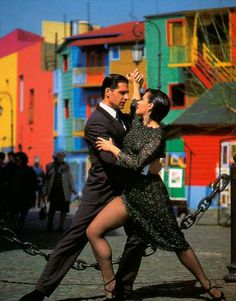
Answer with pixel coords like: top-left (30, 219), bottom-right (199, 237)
top-left (148, 158), bottom-right (162, 175)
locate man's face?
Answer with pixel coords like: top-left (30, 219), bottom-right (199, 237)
top-left (106, 82), bottom-right (129, 110)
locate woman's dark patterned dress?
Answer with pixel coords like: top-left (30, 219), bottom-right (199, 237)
top-left (116, 117), bottom-right (189, 252)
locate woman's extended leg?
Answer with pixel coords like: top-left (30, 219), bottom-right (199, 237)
top-left (86, 197), bottom-right (130, 296)
top-left (176, 248), bottom-right (225, 299)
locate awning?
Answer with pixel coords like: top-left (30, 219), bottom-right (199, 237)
top-left (165, 82), bottom-right (236, 138)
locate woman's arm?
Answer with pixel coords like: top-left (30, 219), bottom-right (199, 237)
top-left (96, 131), bottom-right (164, 172)
top-left (126, 68), bottom-right (143, 101)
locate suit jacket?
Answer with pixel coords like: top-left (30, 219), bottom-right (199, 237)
top-left (82, 105), bottom-right (132, 204)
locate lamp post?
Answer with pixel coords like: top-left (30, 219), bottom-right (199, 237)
top-left (131, 20), bottom-right (162, 90)
top-left (0, 91), bottom-right (14, 151)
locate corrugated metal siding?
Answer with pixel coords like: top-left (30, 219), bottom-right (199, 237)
top-left (184, 135), bottom-right (221, 186)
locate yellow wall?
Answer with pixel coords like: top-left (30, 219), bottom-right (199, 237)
top-left (42, 21), bottom-right (71, 44)
top-left (42, 20), bottom-right (99, 45)
top-left (0, 53), bottom-right (17, 150)
top-left (110, 44), bottom-right (146, 113)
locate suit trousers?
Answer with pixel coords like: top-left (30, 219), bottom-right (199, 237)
top-left (36, 199), bottom-right (146, 296)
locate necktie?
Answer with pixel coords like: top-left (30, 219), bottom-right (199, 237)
top-left (116, 111), bottom-right (126, 130)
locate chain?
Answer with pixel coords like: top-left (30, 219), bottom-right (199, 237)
top-left (0, 173), bottom-right (231, 268)
top-left (179, 173), bottom-right (230, 230)
top-left (0, 222), bottom-right (121, 270)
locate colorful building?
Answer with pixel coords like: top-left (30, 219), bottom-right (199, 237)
top-left (145, 6), bottom-right (236, 211)
top-left (0, 29), bottom-right (54, 167)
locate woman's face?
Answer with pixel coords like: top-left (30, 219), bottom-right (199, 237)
top-left (136, 92), bottom-right (153, 116)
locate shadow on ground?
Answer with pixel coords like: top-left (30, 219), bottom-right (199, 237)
top-left (0, 207), bottom-right (122, 252)
top-left (57, 280), bottom-right (211, 300)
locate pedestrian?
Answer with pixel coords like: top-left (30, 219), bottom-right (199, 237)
top-left (0, 152), bottom-right (6, 221)
top-left (33, 157), bottom-right (45, 208)
top-left (19, 71), bottom-right (160, 301)
top-left (5, 152), bottom-right (37, 232)
top-left (86, 73), bottom-right (226, 300)
top-left (44, 151), bottom-right (76, 232)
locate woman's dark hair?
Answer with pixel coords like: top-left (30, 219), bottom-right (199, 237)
top-left (145, 88), bottom-right (171, 122)
top-left (101, 74), bottom-right (128, 98)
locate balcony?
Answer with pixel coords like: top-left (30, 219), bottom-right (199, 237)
top-left (72, 66), bottom-right (107, 87)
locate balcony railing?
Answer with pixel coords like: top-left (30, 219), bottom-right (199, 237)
top-left (170, 42), bottom-right (231, 66)
top-left (72, 66), bottom-right (107, 87)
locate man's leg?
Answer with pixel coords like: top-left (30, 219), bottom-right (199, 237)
top-left (19, 201), bottom-right (105, 300)
top-left (116, 219), bottom-right (146, 296)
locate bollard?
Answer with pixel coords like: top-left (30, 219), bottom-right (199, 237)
top-left (224, 153), bottom-right (236, 282)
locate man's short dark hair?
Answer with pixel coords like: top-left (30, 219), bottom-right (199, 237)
top-left (101, 74), bottom-right (128, 99)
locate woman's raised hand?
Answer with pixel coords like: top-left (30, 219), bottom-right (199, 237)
top-left (126, 68), bottom-right (144, 87)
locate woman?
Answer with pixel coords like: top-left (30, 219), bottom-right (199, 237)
top-left (86, 74), bottom-right (225, 301)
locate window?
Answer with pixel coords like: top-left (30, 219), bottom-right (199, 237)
top-left (62, 54), bottom-right (68, 72)
top-left (169, 83), bottom-right (185, 107)
top-left (86, 96), bottom-right (100, 118)
top-left (54, 102), bottom-right (58, 130)
top-left (19, 75), bottom-right (24, 112)
top-left (167, 19), bottom-right (185, 47)
top-left (28, 89), bottom-right (34, 124)
top-left (64, 99), bottom-right (70, 119)
top-left (88, 50), bottom-right (104, 66)
top-left (110, 46), bottom-right (120, 61)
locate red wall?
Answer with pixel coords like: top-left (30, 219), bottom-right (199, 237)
top-left (17, 41), bottom-right (53, 168)
top-left (184, 135), bottom-right (233, 186)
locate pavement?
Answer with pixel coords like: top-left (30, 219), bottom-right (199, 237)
top-left (0, 202), bottom-right (236, 301)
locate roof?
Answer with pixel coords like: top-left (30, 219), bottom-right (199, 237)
top-left (163, 109), bottom-right (185, 125)
top-left (69, 21), bottom-right (144, 47)
top-left (144, 5), bottom-right (235, 19)
top-left (165, 82), bottom-right (236, 137)
top-left (0, 29), bottom-right (43, 58)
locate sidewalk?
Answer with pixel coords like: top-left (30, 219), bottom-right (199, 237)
top-left (0, 204), bottom-right (236, 301)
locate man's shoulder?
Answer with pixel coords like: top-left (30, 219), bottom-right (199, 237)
top-left (86, 106), bottom-right (111, 126)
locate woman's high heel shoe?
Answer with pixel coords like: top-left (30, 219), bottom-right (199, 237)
top-left (204, 281), bottom-right (226, 301)
top-left (104, 277), bottom-right (116, 300)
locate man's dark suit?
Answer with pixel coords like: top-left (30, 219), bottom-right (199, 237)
top-left (36, 105), bottom-right (146, 296)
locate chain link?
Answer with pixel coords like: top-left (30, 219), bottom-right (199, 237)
top-left (0, 173), bottom-right (231, 268)
top-left (179, 173), bottom-right (230, 230)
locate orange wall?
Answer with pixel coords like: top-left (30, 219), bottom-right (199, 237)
top-left (17, 41), bottom-right (53, 168)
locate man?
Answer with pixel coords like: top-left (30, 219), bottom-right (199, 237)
top-left (19, 72), bottom-right (149, 301)
top-left (44, 151), bottom-right (76, 232)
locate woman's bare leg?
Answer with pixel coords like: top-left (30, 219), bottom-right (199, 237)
top-left (176, 248), bottom-right (223, 298)
top-left (86, 197), bottom-right (130, 292)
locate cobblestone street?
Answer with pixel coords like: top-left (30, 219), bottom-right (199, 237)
top-left (1, 204), bottom-right (236, 301)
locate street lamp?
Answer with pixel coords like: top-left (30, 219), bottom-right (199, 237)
top-left (131, 20), bottom-right (162, 90)
top-left (0, 91), bottom-right (14, 151)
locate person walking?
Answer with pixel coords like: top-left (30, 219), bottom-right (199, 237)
top-left (19, 71), bottom-right (156, 301)
top-left (0, 152), bottom-right (6, 221)
top-left (33, 157), bottom-right (45, 209)
top-left (86, 76), bottom-right (226, 301)
top-left (5, 152), bottom-right (37, 232)
top-left (44, 151), bottom-right (76, 232)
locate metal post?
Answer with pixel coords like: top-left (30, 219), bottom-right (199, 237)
top-left (131, 20), bottom-right (162, 90)
top-left (146, 20), bottom-right (161, 90)
top-left (224, 153), bottom-right (236, 282)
